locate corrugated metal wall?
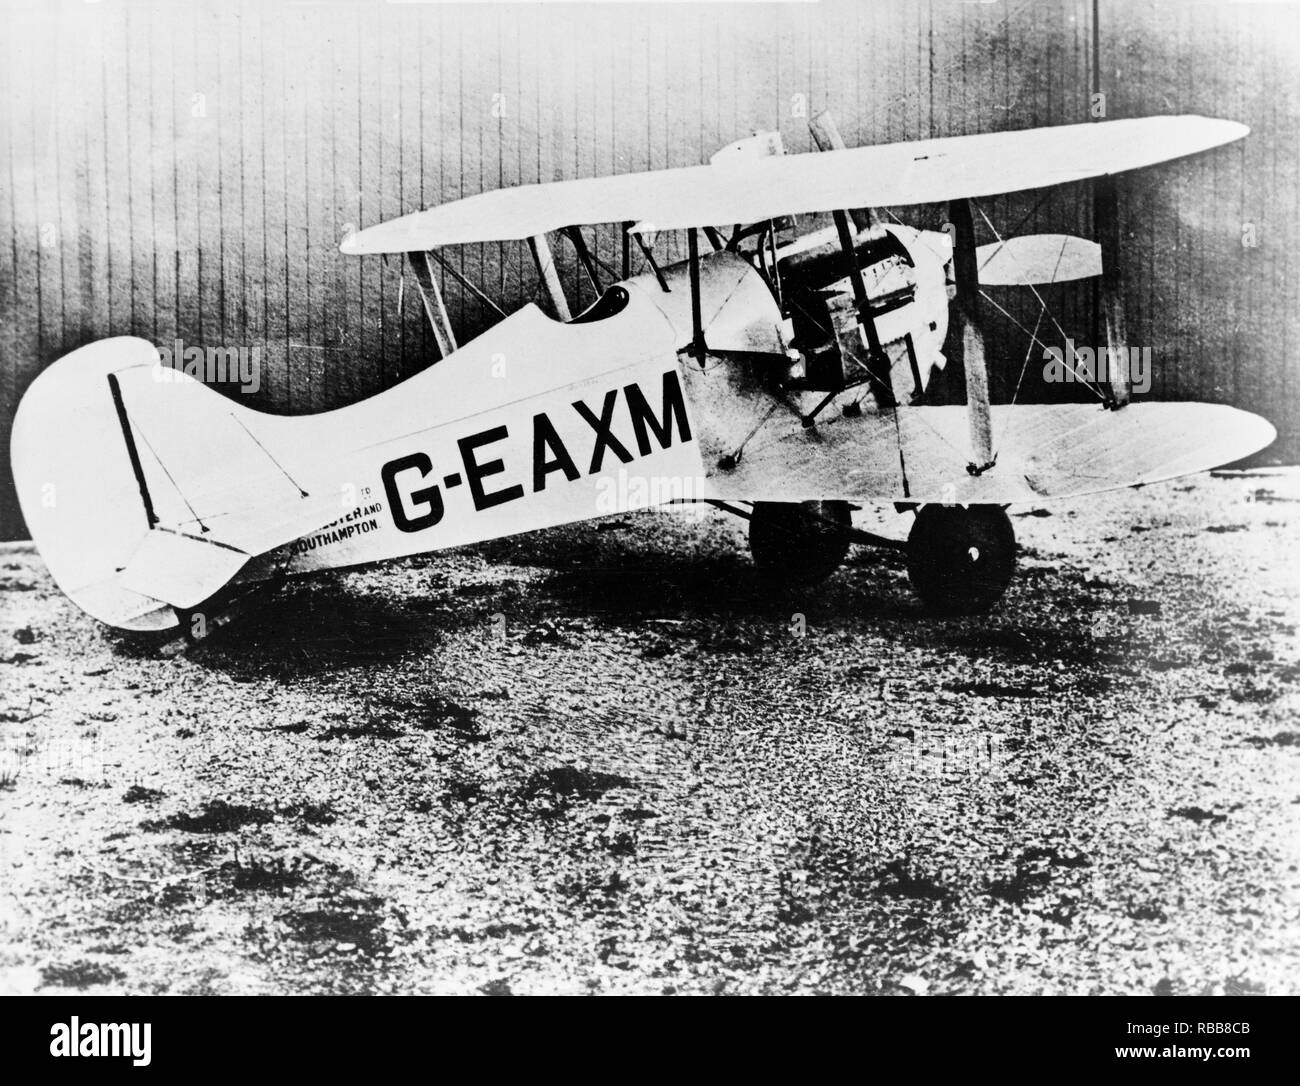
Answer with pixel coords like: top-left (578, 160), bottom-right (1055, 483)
top-left (2, 0), bottom-right (1297, 539)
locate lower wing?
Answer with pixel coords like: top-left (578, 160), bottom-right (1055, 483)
top-left (686, 359), bottom-right (1276, 504)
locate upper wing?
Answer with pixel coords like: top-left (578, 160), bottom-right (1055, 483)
top-left (341, 115), bottom-right (1246, 254)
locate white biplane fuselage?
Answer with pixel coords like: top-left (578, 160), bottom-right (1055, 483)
top-left (263, 224), bottom-right (953, 579)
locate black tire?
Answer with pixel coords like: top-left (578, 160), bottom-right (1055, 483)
top-left (906, 504), bottom-right (1016, 614)
top-left (749, 500), bottom-right (852, 587)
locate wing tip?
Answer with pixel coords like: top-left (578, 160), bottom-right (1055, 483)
top-left (1187, 114), bottom-right (1250, 144)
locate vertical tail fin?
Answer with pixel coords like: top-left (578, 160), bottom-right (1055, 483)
top-left (12, 338), bottom-right (344, 630)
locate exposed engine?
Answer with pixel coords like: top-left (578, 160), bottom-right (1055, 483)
top-left (773, 221), bottom-right (952, 401)
top-left (617, 220), bottom-right (952, 408)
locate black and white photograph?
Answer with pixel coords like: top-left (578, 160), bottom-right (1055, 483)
top-left (0, 0), bottom-right (1296, 1048)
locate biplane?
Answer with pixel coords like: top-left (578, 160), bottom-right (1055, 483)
top-left (10, 112), bottom-right (1276, 634)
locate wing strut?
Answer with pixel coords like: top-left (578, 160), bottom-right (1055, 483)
top-left (632, 229), bottom-right (670, 292)
top-left (1090, 0), bottom-right (1130, 409)
top-left (527, 233), bottom-right (572, 321)
top-left (563, 227), bottom-right (603, 296)
top-left (426, 249), bottom-right (509, 320)
top-left (832, 209), bottom-right (895, 409)
top-left (948, 198), bottom-right (996, 474)
top-left (1095, 177), bottom-right (1131, 408)
top-left (809, 110), bottom-right (875, 232)
top-left (407, 252), bottom-right (457, 358)
top-left (687, 227), bottom-right (707, 364)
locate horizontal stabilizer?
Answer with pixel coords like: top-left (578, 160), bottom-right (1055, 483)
top-left (117, 530), bottom-right (251, 611)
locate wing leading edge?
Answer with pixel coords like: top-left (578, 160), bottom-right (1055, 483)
top-left (341, 115), bottom-right (1247, 253)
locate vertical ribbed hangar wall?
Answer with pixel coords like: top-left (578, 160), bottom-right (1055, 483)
top-left (2, 0), bottom-right (1297, 540)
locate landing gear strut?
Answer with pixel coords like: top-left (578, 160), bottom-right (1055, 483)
top-left (748, 500), bottom-right (852, 587)
top-left (905, 504), bottom-right (1015, 614)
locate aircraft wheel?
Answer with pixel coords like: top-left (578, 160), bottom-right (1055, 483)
top-left (906, 504), bottom-right (1016, 614)
top-left (749, 500), bottom-right (852, 587)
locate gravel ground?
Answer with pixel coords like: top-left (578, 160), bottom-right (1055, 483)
top-left (1, 469), bottom-right (1298, 995)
